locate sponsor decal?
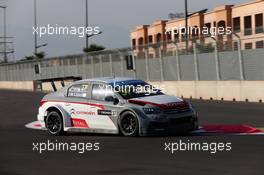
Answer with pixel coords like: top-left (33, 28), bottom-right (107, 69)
top-left (70, 108), bottom-right (75, 116)
top-left (98, 110), bottom-right (117, 116)
top-left (71, 118), bottom-right (89, 128)
top-left (163, 101), bottom-right (189, 110)
top-left (76, 111), bottom-right (95, 115)
top-left (70, 108), bottom-right (95, 116)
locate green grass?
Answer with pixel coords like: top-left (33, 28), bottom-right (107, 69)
top-left (257, 128), bottom-right (264, 131)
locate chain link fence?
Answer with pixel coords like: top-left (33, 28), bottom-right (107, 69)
top-left (0, 35), bottom-right (264, 81)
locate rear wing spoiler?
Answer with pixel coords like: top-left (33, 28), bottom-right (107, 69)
top-left (33, 76), bottom-right (82, 92)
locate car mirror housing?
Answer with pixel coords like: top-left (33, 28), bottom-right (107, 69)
top-left (105, 96), bottom-right (119, 105)
top-left (113, 98), bottom-right (119, 105)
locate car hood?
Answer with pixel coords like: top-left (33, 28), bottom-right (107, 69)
top-left (130, 94), bottom-right (183, 105)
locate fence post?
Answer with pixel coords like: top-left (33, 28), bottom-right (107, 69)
top-left (36, 61), bottom-right (42, 80)
top-left (99, 55), bottom-right (103, 77)
top-left (81, 56), bottom-right (86, 79)
top-left (174, 43), bottom-right (181, 81)
top-left (4, 65), bottom-right (7, 81)
top-left (237, 39), bottom-right (245, 80)
top-left (74, 57), bottom-right (78, 77)
top-left (61, 58), bottom-right (65, 78)
top-left (91, 55), bottom-right (94, 78)
top-left (214, 41), bottom-right (221, 80)
top-left (67, 59), bottom-right (71, 77)
top-left (144, 47), bottom-right (150, 81)
top-left (85, 55), bottom-right (90, 79)
top-left (158, 47), bottom-right (165, 81)
top-left (131, 51), bottom-right (137, 78)
top-left (120, 52), bottom-right (124, 77)
top-left (193, 43), bottom-right (199, 81)
top-left (109, 53), bottom-right (113, 77)
top-left (233, 33), bottom-right (245, 80)
top-left (6, 65), bottom-right (9, 81)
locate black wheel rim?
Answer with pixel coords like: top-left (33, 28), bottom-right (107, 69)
top-left (121, 115), bottom-right (137, 135)
top-left (46, 115), bottom-right (61, 134)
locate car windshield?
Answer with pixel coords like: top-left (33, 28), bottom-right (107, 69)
top-left (109, 80), bottom-right (163, 99)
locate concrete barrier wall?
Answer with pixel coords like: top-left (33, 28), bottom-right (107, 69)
top-left (0, 81), bottom-right (34, 91)
top-left (0, 81), bottom-right (263, 102)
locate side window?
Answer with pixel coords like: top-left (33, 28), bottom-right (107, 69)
top-left (92, 84), bottom-right (114, 101)
top-left (67, 84), bottom-right (89, 98)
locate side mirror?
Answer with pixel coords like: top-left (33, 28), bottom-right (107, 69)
top-left (113, 98), bottom-right (119, 105)
top-left (105, 96), bottom-right (119, 105)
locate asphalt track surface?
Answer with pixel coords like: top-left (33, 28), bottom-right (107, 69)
top-left (0, 90), bottom-right (264, 175)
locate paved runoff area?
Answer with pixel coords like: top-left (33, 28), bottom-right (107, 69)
top-left (0, 90), bottom-right (264, 175)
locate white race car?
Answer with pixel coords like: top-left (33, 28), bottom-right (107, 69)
top-left (35, 77), bottom-right (198, 136)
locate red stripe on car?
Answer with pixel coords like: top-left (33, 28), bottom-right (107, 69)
top-left (40, 100), bottom-right (48, 107)
top-left (128, 99), bottom-right (189, 110)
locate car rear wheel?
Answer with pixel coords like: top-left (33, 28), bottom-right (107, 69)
top-left (119, 111), bottom-right (139, 137)
top-left (45, 111), bottom-right (64, 135)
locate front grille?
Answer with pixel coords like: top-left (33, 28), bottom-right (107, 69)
top-left (164, 108), bottom-right (190, 114)
top-left (149, 122), bottom-right (168, 129)
top-left (162, 101), bottom-right (190, 114)
top-left (170, 116), bottom-right (192, 125)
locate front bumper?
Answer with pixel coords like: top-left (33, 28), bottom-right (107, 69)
top-left (140, 111), bottom-right (198, 136)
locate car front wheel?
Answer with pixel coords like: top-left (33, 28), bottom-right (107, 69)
top-left (119, 111), bottom-right (139, 137)
top-left (45, 111), bottom-right (64, 135)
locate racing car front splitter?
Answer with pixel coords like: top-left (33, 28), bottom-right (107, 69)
top-left (26, 121), bottom-right (46, 130)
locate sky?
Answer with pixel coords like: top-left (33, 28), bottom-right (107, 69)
top-left (0, 0), bottom-right (250, 60)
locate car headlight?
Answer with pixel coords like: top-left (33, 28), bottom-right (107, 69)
top-left (143, 107), bottom-right (162, 114)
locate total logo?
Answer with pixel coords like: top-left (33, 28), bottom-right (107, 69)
top-left (70, 108), bottom-right (95, 116)
top-left (71, 118), bottom-right (89, 128)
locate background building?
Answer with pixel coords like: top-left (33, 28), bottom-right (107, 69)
top-left (130, 0), bottom-right (264, 57)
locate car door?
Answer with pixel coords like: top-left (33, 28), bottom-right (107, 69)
top-left (64, 83), bottom-right (92, 128)
top-left (88, 83), bottom-right (120, 132)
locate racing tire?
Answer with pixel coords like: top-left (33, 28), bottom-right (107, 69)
top-left (190, 118), bottom-right (199, 132)
top-left (119, 111), bottom-right (139, 137)
top-left (193, 117), bottom-right (199, 130)
top-left (45, 111), bottom-right (64, 136)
